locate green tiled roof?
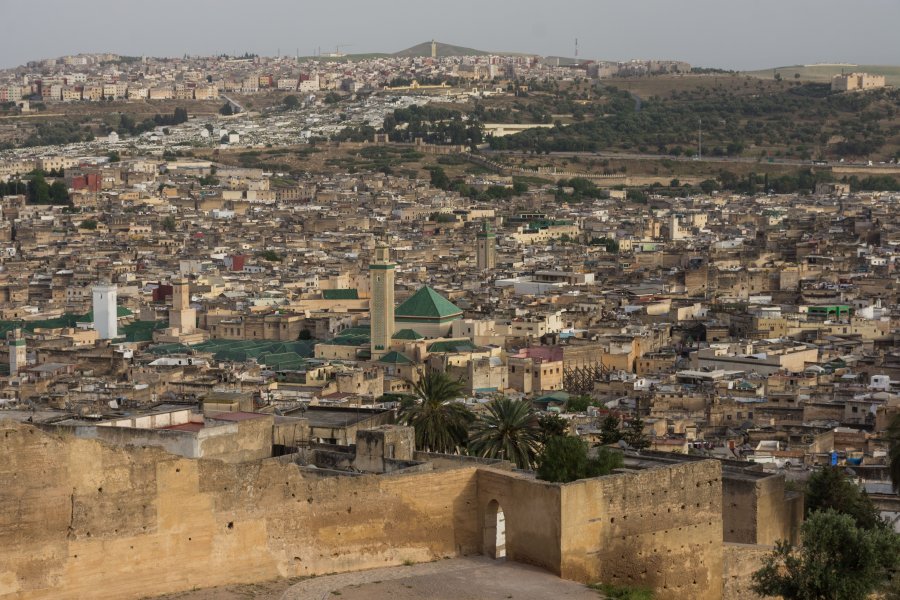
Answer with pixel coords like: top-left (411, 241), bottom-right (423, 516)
top-left (327, 326), bottom-right (371, 347)
top-left (122, 321), bottom-right (167, 342)
top-left (322, 289), bottom-right (360, 300)
top-left (150, 338), bottom-right (316, 363)
top-left (427, 340), bottom-right (477, 353)
top-left (392, 328), bottom-right (424, 340)
top-left (0, 306), bottom-right (134, 336)
top-left (534, 391), bottom-right (570, 405)
top-left (395, 286), bottom-right (462, 321)
top-left (378, 351), bottom-right (414, 365)
top-left (77, 306), bottom-right (134, 323)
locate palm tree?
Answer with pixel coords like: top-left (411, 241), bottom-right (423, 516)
top-left (468, 397), bottom-right (542, 470)
top-left (399, 370), bottom-right (473, 454)
top-left (888, 413), bottom-right (900, 492)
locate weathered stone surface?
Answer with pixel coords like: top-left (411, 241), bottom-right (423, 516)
top-left (0, 421), bottom-right (742, 600)
top-left (0, 421), bottom-right (479, 599)
top-left (559, 460), bottom-right (724, 600)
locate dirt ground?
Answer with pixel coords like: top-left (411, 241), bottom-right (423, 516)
top-left (147, 556), bottom-right (603, 600)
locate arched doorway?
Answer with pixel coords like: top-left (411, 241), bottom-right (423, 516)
top-left (483, 499), bottom-right (506, 559)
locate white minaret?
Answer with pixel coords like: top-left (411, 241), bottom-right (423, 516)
top-left (8, 328), bottom-right (26, 376)
top-left (92, 283), bottom-right (118, 340)
top-left (369, 243), bottom-right (395, 360)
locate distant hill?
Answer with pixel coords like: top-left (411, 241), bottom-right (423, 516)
top-left (393, 41), bottom-right (507, 58)
top-left (743, 64), bottom-right (900, 86)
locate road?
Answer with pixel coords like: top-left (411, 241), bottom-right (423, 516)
top-left (219, 94), bottom-right (246, 114)
top-left (481, 149), bottom-right (883, 169)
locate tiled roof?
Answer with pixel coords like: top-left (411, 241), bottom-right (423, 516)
top-left (427, 340), bottom-right (477, 353)
top-left (322, 288), bottom-right (359, 300)
top-left (395, 286), bottom-right (462, 320)
top-left (392, 328), bottom-right (424, 340)
top-left (378, 351), bottom-right (414, 365)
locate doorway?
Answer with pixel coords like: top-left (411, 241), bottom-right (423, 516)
top-left (483, 499), bottom-right (506, 559)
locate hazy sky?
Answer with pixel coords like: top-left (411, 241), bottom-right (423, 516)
top-left (3, 0), bottom-right (899, 70)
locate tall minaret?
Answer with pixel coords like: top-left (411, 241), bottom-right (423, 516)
top-left (92, 282), bottom-right (118, 340)
top-left (431, 40), bottom-right (438, 60)
top-left (369, 243), bottom-right (395, 360)
top-left (169, 279), bottom-right (196, 334)
top-left (8, 328), bottom-right (25, 376)
top-left (476, 221), bottom-right (496, 271)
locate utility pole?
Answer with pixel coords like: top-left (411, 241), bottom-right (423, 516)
top-left (698, 118), bottom-right (702, 160)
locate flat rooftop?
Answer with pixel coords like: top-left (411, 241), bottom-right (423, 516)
top-left (287, 405), bottom-right (390, 428)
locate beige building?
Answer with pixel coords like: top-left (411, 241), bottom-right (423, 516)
top-left (831, 72), bottom-right (886, 92)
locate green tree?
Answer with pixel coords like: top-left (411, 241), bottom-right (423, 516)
top-left (80, 219), bottom-right (98, 230)
top-left (27, 173), bottom-right (51, 204)
top-left (888, 413), bottom-right (900, 493)
top-left (399, 371), bottom-right (474, 453)
top-left (468, 397), bottom-right (542, 469)
top-left (219, 102), bottom-right (233, 116)
top-left (538, 413), bottom-right (569, 443)
top-left (537, 436), bottom-right (623, 483)
top-left (806, 467), bottom-right (885, 530)
top-left (161, 216), bottom-right (176, 232)
top-left (599, 414), bottom-right (622, 445)
top-left (48, 181), bottom-right (69, 203)
top-left (283, 95), bottom-right (300, 109)
top-left (626, 189), bottom-right (648, 204)
top-left (622, 415), bottom-right (650, 450)
top-left (107, 151), bottom-right (120, 163)
top-left (429, 166), bottom-right (450, 190)
top-left (699, 179), bottom-right (720, 194)
top-left (257, 249), bottom-right (282, 262)
top-left (566, 394), bottom-right (593, 413)
top-left (752, 510), bottom-right (900, 600)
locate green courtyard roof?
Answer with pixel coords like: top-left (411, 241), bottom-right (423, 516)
top-left (378, 351), bottom-right (414, 365)
top-left (149, 338), bottom-right (316, 365)
top-left (427, 340), bottom-right (477, 353)
top-left (392, 328), bottom-right (424, 340)
top-left (322, 289), bottom-right (360, 300)
top-left (395, 286), bottom-right (462, 321)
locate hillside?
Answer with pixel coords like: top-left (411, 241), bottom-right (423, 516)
top-left (393, 41), bottom-right (496, 58)
top-left (743, 64), bottom-right (900, 86)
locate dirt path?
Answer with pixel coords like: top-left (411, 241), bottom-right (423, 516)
top-left (279, 556), bottom-right (601, 600)
top-left (147, 557), bottom-right (602, 600)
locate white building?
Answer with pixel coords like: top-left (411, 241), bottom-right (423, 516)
top-left (92, 283), bottom-right (118, 340)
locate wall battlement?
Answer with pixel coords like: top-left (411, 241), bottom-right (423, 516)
top-left (0, 421), bottom-right (780, 600)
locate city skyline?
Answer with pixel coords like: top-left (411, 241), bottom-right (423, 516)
top-left (3, 0), bottom-right (900, 70)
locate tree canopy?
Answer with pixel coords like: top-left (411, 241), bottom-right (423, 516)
top-left (468, 397), bottom-right (542, 469)
top-left (805, 467), bottom-right (885, 531)
top-left (399, 371), bottom-right (473, 454)
top-left (752, 510), bottom-right (900, 600)
top-left (536, 436), bottom-right (623, 483)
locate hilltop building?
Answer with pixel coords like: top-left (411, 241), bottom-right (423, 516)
top-left (832, 72), bottom-right (886, 92)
